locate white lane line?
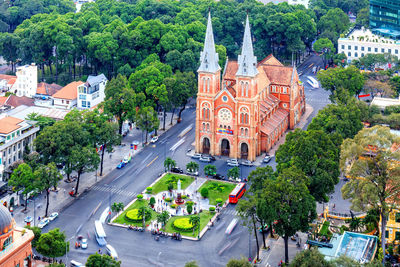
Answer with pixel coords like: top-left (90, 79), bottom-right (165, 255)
top-left (170, 138), bottom-right (185, 151)
top-left (141, 152), bottom-right (153, 164)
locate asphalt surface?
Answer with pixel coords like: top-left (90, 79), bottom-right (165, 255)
top-left (33, 54), bottom-right (352, 266)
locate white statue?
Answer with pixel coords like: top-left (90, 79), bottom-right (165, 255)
top-left (177, 179), bottom-right (181, 192)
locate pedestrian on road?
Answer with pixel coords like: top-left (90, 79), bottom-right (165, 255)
top-left (38, 216), bottom-right (41, 221)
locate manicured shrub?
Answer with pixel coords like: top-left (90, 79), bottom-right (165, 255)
top-left (186, 201), bottom-right (194, 206)
top-left (216, 198), bottom-right (223, 205)
top-left (187, 204), bottom-right (193, 214)
top-left (181, 195), bottom-right (187, 199)
top-left (146, 187), bottom-right (152, 193)
top-left (168, 183), bottom-right (174, 191)
top-left (173, 218), bottom-right (194, 231)
top-left (125, 209), bottom-right (151, 222)
top-left (201, 187), bottom-right (209, 198)
top-left (165, 197), bottom-right (172, 202)
top-left (171, 204), bottom-right (177, 209)
top-left (209, 207), bottom-right (216, 212)
top-left (149, 197), bottom-right (156, 206)
top-left (137, 194), bottom-right (143, 200)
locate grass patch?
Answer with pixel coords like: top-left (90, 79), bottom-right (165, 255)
top-left (113, 200), bottom-right (158, 227)
top-left (152, 173), bottom-right (195, 194)
top-left (163, 211), bottom-right (214, 237)
top-left (198, 180), bottom-right (236, 205)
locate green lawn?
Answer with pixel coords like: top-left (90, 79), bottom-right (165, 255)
top-left (198, 180), bottom-right (236, 205)
top-left (163, 211), bottom-right (214, 237)
top-left (113, 199), bottom-right (158, 227)
top-left (151, 173), bottom-right (195, 194)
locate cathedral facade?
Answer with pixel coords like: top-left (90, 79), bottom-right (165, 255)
top-left (195, 14), bottom-right (306, 161)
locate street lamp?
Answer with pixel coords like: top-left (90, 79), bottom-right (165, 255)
top-left (65, 236), bottom-right (74, 264)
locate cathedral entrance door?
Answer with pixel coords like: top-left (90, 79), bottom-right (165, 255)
top-left (240, 143), bottom-right (248, 159)
top-left (202, 137), bottom-right (210, 154)
top-left (221, 139), bottom-right (230, 156)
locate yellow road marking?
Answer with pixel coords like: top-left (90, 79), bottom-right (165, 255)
top-left (146, 156), bottom-right (158, 167)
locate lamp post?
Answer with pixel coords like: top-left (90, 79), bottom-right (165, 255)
top-left (65, 236), bottom-right (74, 264)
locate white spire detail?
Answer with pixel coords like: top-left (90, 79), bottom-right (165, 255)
top-left (198, 12), bottom-right (221, 73)
top-left (236, 15), bottom-right (258, 77)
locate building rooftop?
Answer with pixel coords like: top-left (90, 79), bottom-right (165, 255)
top-left (36, 82), bottom-right (62, 96)
top-left (53, 81), bottom-right (83, 100)
top-left (6, 105), bottom-right (70, 120)
top-left (339, 28), bottom-right (400, 45)
top-left (86, 74), bottom-right (107, 87)
top-left (5, 95), bottom-right (35, 108)
top-left (371, 96), bottom-right (400, 109)
top-left (0, 116), bottom-right (24, 134)
top-left (0, 205), bottom-right (12, 236)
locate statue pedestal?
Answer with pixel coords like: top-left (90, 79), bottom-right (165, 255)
top-left (175, 192), bottom-right (184, 205)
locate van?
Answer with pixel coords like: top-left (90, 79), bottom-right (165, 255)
top-left (106, 244), bottom-right (118, 260)
top-left (70, 260), bottom-right (84, 267)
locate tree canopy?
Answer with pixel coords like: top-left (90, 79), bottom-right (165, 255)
top-left (86, 253), bottom-right (121, 267)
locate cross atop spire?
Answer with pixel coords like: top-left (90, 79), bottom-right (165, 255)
top-left (236, 15), bottom-right (258, 77)
top-left (198, 12), bottom-right (221, 73)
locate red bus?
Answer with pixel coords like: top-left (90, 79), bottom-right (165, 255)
top-left (229, 183), bottom-right (246, 204)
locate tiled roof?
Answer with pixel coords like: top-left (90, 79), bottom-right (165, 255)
top-left (262, 65), bottom-right (294, 86)
top-left (37, 82), bottom-right (62, 96)
top-left (0, 74), bottom-right (16, 81)
top-left (258, 54), bottom-right (283, 66)
top-left (0, 96), bottom-right (7, 105)
top-left (87, 74), bottom-right (107, 86)
top-left (0, 116), bottom-right (24, 134)
top-left (223, 61), bottom-right (238, 80)
top-left (260, 108), bottom-right (289, 136)
top-left (53, 81), bottom-right (83, 100)
top-left (6, 95), bottom-right (35, 108)
top-left (8, 77), bottom-right (16, 85)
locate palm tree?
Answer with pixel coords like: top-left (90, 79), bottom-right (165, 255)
top-left (227, 167), bottom-right (239, 180)
top-left (157, 211), bottom-right (170, 229)
top-left (138, 206), bottom-right (149, 228)
top-left (164, 157), bottom-right (176, 172)
top-left (348, 217), bottom-right (363, 232)
top-left (204, 164), bottom-right (216, 177)
top-left (189, 215), bottom-right (200, 236)
top-left (111, 202), bottom-right (124, 216)
top-left (186, 161), bottom-right (199, 173)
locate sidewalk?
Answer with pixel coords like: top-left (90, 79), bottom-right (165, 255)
top-left (11, 112), bottom-right (180, 227)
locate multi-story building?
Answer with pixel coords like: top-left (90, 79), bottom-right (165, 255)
top-left (288, 0), bottom-right (308, 8)
top-left (195, 14), bottom-right (305, 161)
top-left (0, 205), bottom-right (34, 267)
top-left (77, 74), bottom-right (107, 109)
top-left (11, 64), bottom-right (37, 98)
top-left (0, 117), bottom-right (39, 181)
top-left (370, 0), bottom-right (400, 39)
top-left (53, 81), bottom-right (83, 109)
top-left (0, 75), bottom-right (16, 94)
top-left (338, 28), bottom-right (400, 62)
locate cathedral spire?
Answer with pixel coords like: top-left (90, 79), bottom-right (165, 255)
top-left (236, 15), bottom-right (258, 77)
top-left (198, 12), bottom-right (221, 73)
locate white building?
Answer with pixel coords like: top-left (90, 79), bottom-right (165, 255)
top-left (371, 96), bottom-right (400, 110)
top-left (338, 28), bottom-right (400, 62)
top-left (288, 0), bottom-right (308, 8)
top-left (0, 75), bottom-right (16, 94)
top-left (77, 74), bottom-right (107, 109)
top-left (53, 81), bottom-right (83, 109)
top-left (12, 64), bottom-right (38, 98)
top-left (0, 117), bottom-right (39, 181)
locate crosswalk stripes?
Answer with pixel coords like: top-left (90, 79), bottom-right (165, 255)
top-left (223, 209), bottom-right (239, 216)
top-left (91, 185), bottom-right (137, 198)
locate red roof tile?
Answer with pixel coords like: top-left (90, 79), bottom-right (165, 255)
top-left (0, 96), bottom-right (7, 105)
top-left (0, 74), bottom-right (16, 81)
top-left (37, 82), bottom-right (62, 96)
top-left (0, 116), bottom-right (23, 134)
top-left (5, 95), bottom-right (35, 108)
top-left (262, 65), bottom-right (294, 86)
top-left (258, 54), bottom-right (283, 66)
top-left (260, 108), bottom-right (289, 136)
top-left (53, 81), bottom-right (83, 100)
top-left (224, 61), bottom-right (238, 80)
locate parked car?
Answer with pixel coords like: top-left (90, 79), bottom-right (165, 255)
top-left (70, 260), bottom-right (85, 267)
top-left (24, 216), bottom-right (33, 223)
top-left (199, 155), bottom-right (211, 163)
top-left (49, 212), bottom-right (58, 221)
top-left (229, 177), bottom-right (241, 182)
top-left (208, 155), bottom-right (216, 161)
top-left (241, 160), bottom-right (254, 167)
top-left (227, 159), bottom-right (239, 167)
top-left (116, 162), bottom-right (126, 169)
top-left (123, 155), bottom-right (131, 164)
top-left (213, 174), bottom-right (225, 180)
top-left (171, 167), bottom-right (183, 174)
top-left (150, 136), bottom-right (158, 143)
top-left (186, 169), bottom-right (199, 176)
top-left (263, 155), bottom-right (271, 163)
top-left (38, 218), bottom-right (50, 229)
top-left (191, 153), bottom-right (202, 159)
top-left (132, 140), bottom-right (140, 146)
top-left (81, 238), bottom-right (88, 249)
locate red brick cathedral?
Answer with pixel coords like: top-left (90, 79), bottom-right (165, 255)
top-left (195, 13), bottom-right (305, 161)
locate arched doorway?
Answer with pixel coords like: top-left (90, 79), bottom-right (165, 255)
top-left (221, 139), bottom-right (230, 156)
top-left (202, 137), bottom-right (210, 154)
top-left (240, 143), bottom-right (248, 159)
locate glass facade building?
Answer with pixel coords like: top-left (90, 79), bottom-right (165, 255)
top-left (370, 0), bottom-right (400, 38)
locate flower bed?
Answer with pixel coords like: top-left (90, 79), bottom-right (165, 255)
top-left (125, 209), bottom-right (151, 222)
top-left (173, 218), bottom-right (194, 231)
top-left (113, 200), bottom-right (157, 226)
top-left (198, 180), bottom-right (236, 205)
top-left (151, 173), bottom-right (194, 194)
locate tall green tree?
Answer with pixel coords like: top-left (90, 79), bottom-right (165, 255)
top-left (204, 165), bottom-right (216, 177)
top-left (189, 215), bottom-right (200, 236)
top-left (136, 106), bottom-right (159, 143)
top-left (34, 163), bottom-right (62, 217)
top-left (164, 157), bottom-right (176, 171)
top-left (36, 228), bottom-right (68, 260)
top-left (276, 129), bottom-right (340, 202)
top-left (227, 167), bottom-right (240, 180)
top-left (341, 126), bottom-right (400, 263)
top-left (102, 74), bottom-right (136, 135)
top-left (156, 211), bottom-right (169, 229)
top-left (111, 202), bottom-right (124, 216)
top-left (267, 167), bottom-right (316, 264)
top-left (186, 161), bottom-right (199, 173)
top-left (8, 163), bottom-right (37, 211)
top-left (86, 253), bottom-right (121, 267)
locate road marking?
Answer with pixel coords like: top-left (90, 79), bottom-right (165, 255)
top-left (146, 156), bottom-right (158, 167)
top-left (170, 138), bottom-right (185, 151)
top-left (178, 124), bottom-right (193, 137)
top-left (141, 153), bottom-right (153, 164)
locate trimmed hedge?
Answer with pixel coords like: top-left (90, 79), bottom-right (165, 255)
top-left (137, 194), bottom-right (143, 200)
top-left (146, 187), bottom-right (152, 193)
top-left (173, 218), bottom-right (194, 231)
top-left (216, 198), bottom-right (223, 204)
top-left (209, 207), bottom-right (216, 212)
top-left (125, 209), bottom-right (151, 222)
top-left (171, 204), bottom-right (177, 209)
top-left (165, 197), bottom-right (172, 202)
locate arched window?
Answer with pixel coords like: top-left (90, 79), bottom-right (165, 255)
top-left (245, 128), bottom-right (248, 136)
top-left (202, 123), bottom-right (206, 131)
top-left (2, 236), bottom-right (12, 250)
top-left (245, 82), bottom-right (249, 97)
top-left (207, 123), bottom-right (210, 131)
top-left (241, 81), bottom-right (244, 97)
top-left (202, 78), bottom-right (206, 93)
top-left (202, 103), bottom-right (210, 120)
top-left (240, 107), bottom-right (249, 124)
top-left (241, 128), bottom-right (244, 136)
top-left (207, 78), bottom-right (210, 93)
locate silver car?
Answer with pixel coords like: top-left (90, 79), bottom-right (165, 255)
top-left (199, 156), bottom-right (211, 162)
top-left (191, 153), bottom-right (202, 159)
top-left (227, 159), bottom-right (239, 167)
top-left (241, 160), bottom-right (254, 166)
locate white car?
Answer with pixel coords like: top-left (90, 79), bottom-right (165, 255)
top-left (229, 177), bottom-right (241, 182)
top-left (106, 244), bottom-right (118, 260)
top-left (150, 136), bottom-right (158, 143)
top-left (38, 218), bottom-right (50, 229)
top-left (199, 156), bottom-right (211, 162)
top-left (225, 218), bottom-right (238, 234)
top-left (49, 212), bottom-right (58, 221)
top-left (191, 153), bottom-right (202, 159)
top-left (227, 159), bottom-right (239, 167)
top-left (81, 238), bottom-right (88, 249)
top-left (187, 169), bottom-right (199, 176)
top-left (240, 160), bottom-right (254, 167)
